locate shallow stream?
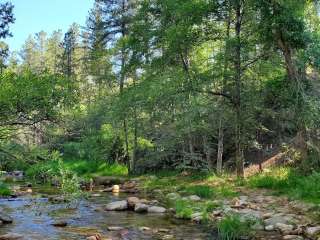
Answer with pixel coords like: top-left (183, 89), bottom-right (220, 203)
top-left (0, 185), bottom-right (215, 240)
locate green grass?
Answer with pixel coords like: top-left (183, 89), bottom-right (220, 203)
top-left (64, 160), bottom-right (128, 177)
top-left (182, 185), bottom-right (215, 198)
top-left (175, 199), bottom-right (194, 219)
top-left (26, 159), bottom-right (128, 182)
top-left (0, 182), bottom-right (11, 196)
top-left (217, 214), bottom-right (252, 240)
top-left (247, 167), bottom-right (320, 204)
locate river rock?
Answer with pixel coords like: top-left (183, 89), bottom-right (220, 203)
top-left (86, 233), bottom-right (102, 240)
top-left (107, 226), bottom-right (124, 231)
top-left (147, 206), bottom-right (166, 213)
top-left (139, 227), bottom-right (151, 231)
top-left (112, 185), bottom-right (120, 193)
top-left (282, 235), bottom-right (304, 240)
top-left (134, 203), bottom-right (149, 213)
top-left (166, 193), bottom-right (181, 200)
top-left (305, 226), bottom-right (320, 237)
top-left (105, 200), bottom-right (128, 211)
top-left (0, 213), bottom-right (13, 224)
top-left (48, 196), bottom-right (67, 204)
top-left (93, 176), bottom-right (126, 186)
top-left (122, 181), bottom-right (137, 190)
top-left (265, 225), bottom-right (275, 231)
top-left (127, 197), bottom-right (140, 209)
top-left (52, 220), bottom-right (68, 227)
top-left (188, 195), bottom-right (201, 202)
top-left (264, 214), bottom-right (294, 226)
top-left (0, 233), bottom-right (23, 240)
top-left (237, 208), bottom-right (262, 222)
top-left (275, 223), bottom-right (294, 233)
top-left (191, 212), bottom-right (202, 222)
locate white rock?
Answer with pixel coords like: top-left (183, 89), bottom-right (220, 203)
top-left (134, 203), bottom-right (149, 213)
top-left (166, 193), bottom-right (180, 200)
top-left (188, 195), bottom-right (201, 201)
top-left (147, 206), bottom-right (166, 213)
top-left (265, 225), bottom-right (275, 231)
top-left (107, 226), bottom-right (124, 231)
top-left (191, 212), bottom-right (202, 222)
top-left (305, 226), bottom-right (320, 237)
top-left (275, 223), bottom-right (294, 233)
top-left (0, 233), bottom-right (24, 240)
top-left (283, 235), bottom-right (304, 240)
top-left (105, 200), bottom-right (128, 211)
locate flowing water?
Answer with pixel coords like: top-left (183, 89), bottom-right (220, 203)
top-left (0, 185), bottom-right (215, 240)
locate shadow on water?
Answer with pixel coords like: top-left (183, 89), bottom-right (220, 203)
top-left (0, 185), bottom-right (216, 240)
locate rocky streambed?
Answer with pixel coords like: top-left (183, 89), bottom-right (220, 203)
top-left (0, 184), bottom-right (214, 240)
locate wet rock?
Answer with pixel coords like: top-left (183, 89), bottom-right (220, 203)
top-left (107, 226), bottom-right (124, 231)
top-left (91, 193), bottom-right (101, 197)
top-left (147, 206), bottom-right (166, 213)
top-left (122, 181), bottom-right (137, 190)
top-left (161, 235), bottom-right (174, 239)
top-left (149, 200), bottom-right (159, 205)
top-left (0, 213), bottom-right (13, 224)
top-left (105, 200), bottom-right (128, 211)
top-left (282, 235), bottom-right (304, 240)
top-left (86, 233), bottom-right (102, 240)
top-left (139, 227), bottom-right (151, 231)
top-left (159, 228), bottom-right (170, 233)
top-left (93, 176), bottom-right (125, 186)
top-left (52, 220), bottom-right (68, 227)
top-left (48, 196), bottom-right (67, 204)
top-left (305, 226), bottom-right (320, 237)
top-left (112, 185), bottom-right (120, 193)
top-left (134, 203), bottom-right (149, 213)
top-left (0, 233), bottom-right (23, 240)
top-left (127, 196), bottom-right (140, 209)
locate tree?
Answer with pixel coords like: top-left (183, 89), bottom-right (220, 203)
top-left (0, 2), bottom-right (14, 39)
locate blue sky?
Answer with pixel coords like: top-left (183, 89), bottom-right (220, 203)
top-left (5, 0), bottom-right (95, 51)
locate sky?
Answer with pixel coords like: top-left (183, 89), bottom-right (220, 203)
top-left (5, 0), bottom-right (95, 52)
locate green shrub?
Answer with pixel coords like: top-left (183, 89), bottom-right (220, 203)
top-left (217, 214), bottom-right (251, 240)
top-left (175, 199), bottom-right (194, 219)
top-left (58, 159), bottom-right (83, 203)
top-left (247, 168), bottom-right (320, 203)
top-left (0, 182), bottom-right (11, 196)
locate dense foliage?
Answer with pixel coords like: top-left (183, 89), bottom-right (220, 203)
top-left (0, 0), bottom-right (320, 178)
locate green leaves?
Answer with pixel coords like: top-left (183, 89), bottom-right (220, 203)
top-left (0, 71), bottom-right (75, 126)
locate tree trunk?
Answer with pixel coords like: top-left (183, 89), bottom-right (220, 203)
top-left (217, 119), bottom-right (224, 174)
top-left (216, 2), bottom-right (231, 175)
top-left (234, 1), bottom-right (244, 178)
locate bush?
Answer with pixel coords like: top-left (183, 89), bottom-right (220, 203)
top-left (175, 199), bottom-right (194, 219)
top-left (247, 167), bottom-right (320, 203)
top-left (0, 182), bottom-right (11, 196)
top-left (217, 214), bottom-right (252, 240)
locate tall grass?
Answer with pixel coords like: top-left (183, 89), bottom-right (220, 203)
top-left (247, 167), bottom-right (320, 203)
top-left (217, 214), bottom-right (252, 240)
